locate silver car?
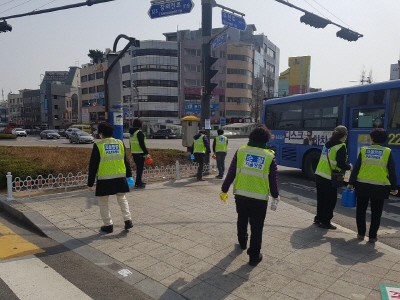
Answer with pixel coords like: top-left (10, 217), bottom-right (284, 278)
top-left (39, 130), bottom-right (60, 139)
top-left (69, 131), bottom-right (94, 144)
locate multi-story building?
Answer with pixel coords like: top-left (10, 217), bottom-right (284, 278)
top-left (130, 40), bottom-right (179, 125)
top-left (164, 24), bottom-right (280, 124)
top-left (80, 61), bottom-right (106, 125)
top-left (7, 90), bottom-right (24, 125)
top-left (278, 56), bottom-right (311, 97)
top-left (22, 89), bottom-right (41, 129)
top-left (40, 67), bottom-right (80, 129)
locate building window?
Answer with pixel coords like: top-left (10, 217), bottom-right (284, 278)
top-left (227, 54), bottom-right (253, 64)
top-left (88, 73), bottom-right (95, 81)
top-left (184, 79), bottom-right (201, 87)
top-left (122, 65), bottom-right (131, 74)
top-left (122, 80), bottom-right (131, 88)
top-left (267, 63), bottom-right (275, 74)
top-left (227, 83), bottom-right (253, 90)
top-left (184, 64), bottom-right (201, 72)
top-left (96, 72), bottom-right (104, 79)
top-left (131, 48), bottom-right (178, 57)
top-left (89, 87), bottom-right (96, 93)
top-left (54, 115), bottom-right (59, 120)
top-left (219, 81), bottom-right (225, 88)
top-left (220, 51), bottom-right (225, 58)
top-left (184, 48), bottom-right (201, 57)
top-left (97, 85), bottom-right (104, 92)
top-left (53, 95), bottom-right (58, 99)
top-left (82, 88), bottom-right (88, 94)
top-left (54, 105), bottom-right (59, 109)
top-left (267, 47), bottom-right (276, 59)
top-left (134, 80), bottom-right (178, 87)
top-left (81, 75), bottom-right (87, 82)
top-left (227, 68), bottom-right (253, 77)
top-left (132, 64), bottom-right (177, 73)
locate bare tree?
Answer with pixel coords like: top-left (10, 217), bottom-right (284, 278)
top-left (249, 77), bottom-right (264, 123)
top-left (360, 67), bottom-right (373, 85)
top-left (264, 70), bottom-right (275, 99)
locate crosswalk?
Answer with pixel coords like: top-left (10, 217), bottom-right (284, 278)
top-left (0, 222), bottom-right (92, 300)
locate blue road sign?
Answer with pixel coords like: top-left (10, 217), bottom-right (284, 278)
top-left (221, 11), bottom-right (247, 31)
top-left (212, 33), bottom-right (228, 50)
top-left (220, 117), bottom-right (226, 126)
top-left (148, 0), bottom-right (194, 19)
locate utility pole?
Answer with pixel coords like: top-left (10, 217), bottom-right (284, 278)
top-left (201, 0), bottom-right (213, 165)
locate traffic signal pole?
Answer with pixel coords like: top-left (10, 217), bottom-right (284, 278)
top-left (201, 0), bottom-right (213, 165)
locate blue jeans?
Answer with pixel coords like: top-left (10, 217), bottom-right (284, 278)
top-left (216, 152), bottom-right (226, 177)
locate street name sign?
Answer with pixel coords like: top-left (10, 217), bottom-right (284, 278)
top-left (148, 0), bottom-right (194, 19)
top-left (221, 11), bottom-right (246, 31)
top-left (212, 33), bottom-right (228, 50)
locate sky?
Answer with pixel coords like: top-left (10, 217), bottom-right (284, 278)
top-left (1, 0), bottom-right (400, 98)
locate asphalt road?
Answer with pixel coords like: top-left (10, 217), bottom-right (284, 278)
top-left (2, 136), bottom-right (400, 250)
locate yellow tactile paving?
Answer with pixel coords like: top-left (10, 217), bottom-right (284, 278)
top-left (0, 222), bottom-right (44, 260)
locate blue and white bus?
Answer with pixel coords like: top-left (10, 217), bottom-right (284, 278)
top-left (262, 80), bottom-right (400, 187)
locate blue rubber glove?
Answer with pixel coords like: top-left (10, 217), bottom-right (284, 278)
top-left (126, 177), bottom-right (135, 187)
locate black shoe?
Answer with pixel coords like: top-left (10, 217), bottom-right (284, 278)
top-left (100, 224), bottom-right (113, 233)
top-left (124, 220), bottom-right (133, 230)
top-left (318, 223), bottom-right (337, 230)
top-left (313, 217), bottom-right (320, 225)
top-left (135, 183), bottom-right (146, 189)
top-left (249, 254), bottom-right (263, 267)
top-left (238, 234), bottom-right (248, 250)
top-left (239, 242), bottom-right (247, 250)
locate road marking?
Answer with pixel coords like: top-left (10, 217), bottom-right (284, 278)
top-left (0, 222), bottom-right (44, 260)
top-left (0, 256), bottom-right (92, 300)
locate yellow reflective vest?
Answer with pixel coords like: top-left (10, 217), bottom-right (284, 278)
top-left (193, 135), bottom-right (206, 153)
top-left (215, 135), bottom-right (228, 153)
top-left (129, 130), bottom-right (146, 154)
top-left (96, 138), bottom-right (126, 180)
top-left (233, 145), bottom-right (275, 201)
top-left (315, 143), bottom-right (347, 180)
top-left (357, 145), bottom-right (391, 186)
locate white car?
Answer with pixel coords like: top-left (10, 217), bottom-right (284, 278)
top-left (12, 128), bottom-right (27, 137)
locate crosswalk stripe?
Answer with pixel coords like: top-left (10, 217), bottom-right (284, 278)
top-left (0, 256), bottom-right (92, 300)
top-left (0, 222), bottom-right (44, 260)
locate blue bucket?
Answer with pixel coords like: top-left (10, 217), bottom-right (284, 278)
top-left (341, 188), bottom-right (356, 208)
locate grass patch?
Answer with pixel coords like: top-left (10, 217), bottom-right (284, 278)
top-left (0, 146), bottom-right (191, 190)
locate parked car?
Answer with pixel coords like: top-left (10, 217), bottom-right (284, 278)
top-left (69, 131), bottom-right (94, 144)
top-left (150, 129), bottom-right (177, 139)
top-left (11, 128), bottom-right (27, 137)
top-left (65, 128), bottom-right (82, 139)
top-left (58, 129), bottom-right (66, 137)
top-left (39, 130), bottom-right (60, 139)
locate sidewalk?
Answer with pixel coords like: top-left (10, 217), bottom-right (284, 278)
top-left (1, 177), bottom-right (400, 300)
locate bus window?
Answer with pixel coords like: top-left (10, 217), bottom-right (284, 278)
top-left (352, 108), bottom-right (385, 128)
top-left (389, 88), bottom-right (400, 128)
top-left (347, 90), bottom-right (386, 107)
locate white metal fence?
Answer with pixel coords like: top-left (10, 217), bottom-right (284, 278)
top-left (5, 161), bottom-right (214, 200)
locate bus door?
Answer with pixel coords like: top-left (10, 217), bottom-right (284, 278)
top-left (348, 106), bottom-right (386, 165)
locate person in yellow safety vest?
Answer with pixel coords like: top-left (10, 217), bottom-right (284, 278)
top-left (213, 129), bottom-right (228, 179)
top-left (129, 118), bottom-right (150, 189)
top-left (348, 128), bottom-right (398, 243)
top-left (87, 122), bottom-right (134, 234)
top-left (314, 125), bottom-right (352, 230)
top-left (220, 125), bottom-right (280, 267)
top-left (191, 128), bottom-right (211, 181)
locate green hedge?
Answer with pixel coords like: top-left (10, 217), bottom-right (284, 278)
top-left (0, 156), bottom-right (54, 189)
top-left (0, 133), bottom-right (17, 139)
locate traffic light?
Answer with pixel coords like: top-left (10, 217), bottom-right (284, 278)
top-left (300, 13), bottom-right (330, 29)
top-left (205, 55), bottom-right (218, 95)
top-left (0, 21), bottom-right (12, 33)
top-left (336, 28), bottom-right (360, 42)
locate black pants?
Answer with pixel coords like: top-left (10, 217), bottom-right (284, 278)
top-left (216, 152), bottom-right (226, 177)
top-left (132, 154), bottom-right (145, 185)
top-left (235, 197), bottom-right (268, 259)
top-left (194, 153), bottom-right (205, 179)
top-left (356, 196), bottom-right (385, 239)
top-left (316, 182), bottom-right (338, 225)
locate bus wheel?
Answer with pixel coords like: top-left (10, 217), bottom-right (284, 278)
top-left (303, 151), bottom-right (320, 181)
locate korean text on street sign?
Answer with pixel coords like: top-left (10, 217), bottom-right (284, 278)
top-left (212, 33), bottom-right (228, 50)
top-left (221, 11), bottom-right (246, 31)
top-left (148, 0), bottom-right (194, 19)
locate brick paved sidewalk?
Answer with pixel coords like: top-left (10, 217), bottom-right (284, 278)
top-left (2, 177), bottom-right (400, 300)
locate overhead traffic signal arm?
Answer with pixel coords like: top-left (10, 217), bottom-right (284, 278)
top-left (205, 55), bottom-right (218, 95)
top-left (300, 12), bottom-right (330, 29)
